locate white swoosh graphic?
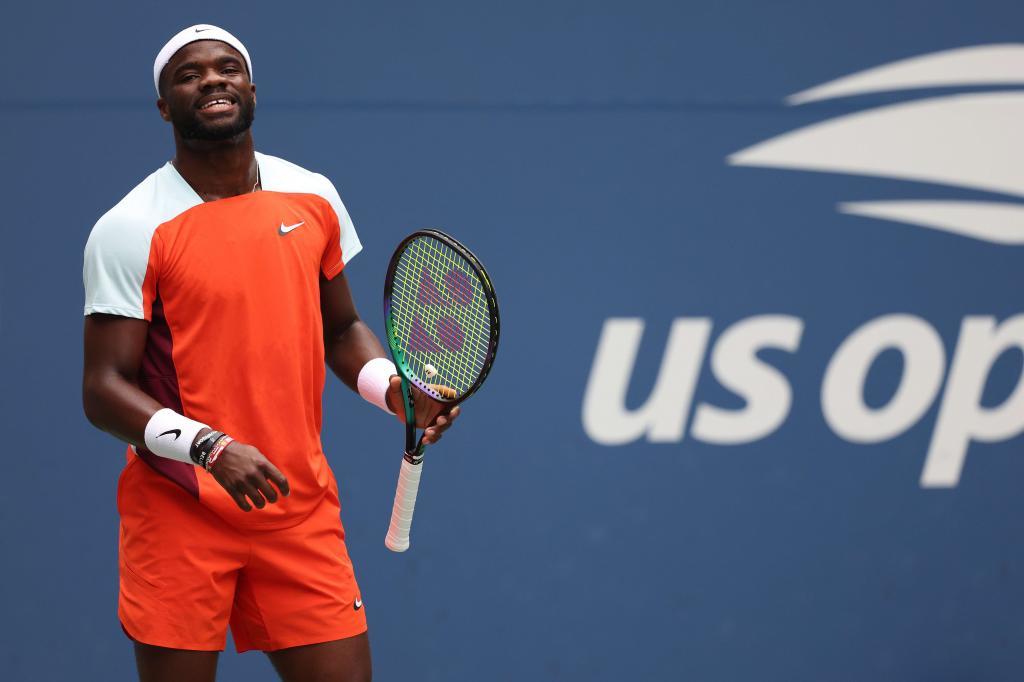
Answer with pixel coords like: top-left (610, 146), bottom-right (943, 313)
top-left (840, 200), bottom-right (1024, 245)
top-left (730, 92), bottom-right (1024, 199)
top-left (788, 44), bottom-right (1024, 104)
top-left (730, 47), bottom-right (1024, 245)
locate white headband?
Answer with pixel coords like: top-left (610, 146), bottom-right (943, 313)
top-left (153, 24), bottom-right (253, 95)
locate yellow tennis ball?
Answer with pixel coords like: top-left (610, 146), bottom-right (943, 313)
top-left (424, 364), bottom-right (438, 378)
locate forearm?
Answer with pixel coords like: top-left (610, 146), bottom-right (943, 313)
top-left (82, 370), bottom-right (165, 447)
top-left (324, 319), bottom-right (390, 391)
top-left (83, 345), bottom-right (288, 510)
top-left (83, 370), bottom-right (219, 466)
top-left (319, 271), bottom-right (396, 411)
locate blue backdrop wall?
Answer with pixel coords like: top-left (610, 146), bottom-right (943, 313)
top-left (2, 1), bottom-right (1023, 680)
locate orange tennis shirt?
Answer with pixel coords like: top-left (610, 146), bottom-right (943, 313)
top-left (84, 153), bottom-right (363, 530)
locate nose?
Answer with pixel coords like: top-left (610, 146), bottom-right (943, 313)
top-left (198, 66), bottom-right (229, 90)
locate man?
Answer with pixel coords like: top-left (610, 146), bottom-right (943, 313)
top-left (82, 24), bottom-right (456, 682)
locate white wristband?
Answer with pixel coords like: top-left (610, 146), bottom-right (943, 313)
top-left (358, 357), bottom-right (397, 414)
top-left (143, 408), bottom-right (209, 463)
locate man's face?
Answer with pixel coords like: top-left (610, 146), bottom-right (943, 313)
top-left (158, 40), bottom-right (256, 141)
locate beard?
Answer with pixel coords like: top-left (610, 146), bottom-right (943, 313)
top-left (170, 95), bottom-right (256, 141)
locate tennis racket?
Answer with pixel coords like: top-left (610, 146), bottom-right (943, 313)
top-left (383, 229), bottom-right (500, 552)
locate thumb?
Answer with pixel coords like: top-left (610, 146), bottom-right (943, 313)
top-left (386, 375), bottom-right (404, 417)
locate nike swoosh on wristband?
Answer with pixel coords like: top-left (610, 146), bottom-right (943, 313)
top-left (279, 221), bottom-right (305, 235)
top-left (158, 429), bottom-right (182, 440)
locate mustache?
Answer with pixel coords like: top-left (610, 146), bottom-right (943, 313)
top-left (171, 95), bottom-right (256, 141)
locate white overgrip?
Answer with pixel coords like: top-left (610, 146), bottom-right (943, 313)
top-left (385, 457), bottom-right (424, 552)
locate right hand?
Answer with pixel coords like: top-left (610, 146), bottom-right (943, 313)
top-left (208, 441), bottom-right (290, 512)
top-left (385, 376), bottom-right (461, 445)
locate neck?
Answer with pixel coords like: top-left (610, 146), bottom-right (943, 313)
top-left (172, 131), bottom-right (258, 202)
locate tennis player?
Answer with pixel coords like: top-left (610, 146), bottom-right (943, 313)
top-left (82, 24), bottom-right (457, 682)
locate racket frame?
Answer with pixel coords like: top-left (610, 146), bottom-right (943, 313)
top-left (382, 229), bottom-right (500, 550)
top-left (383, 228), bottom-right (500, 415)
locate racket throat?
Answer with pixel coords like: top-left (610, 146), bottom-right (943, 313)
top-left (401, 375), bottom-right (424, 465)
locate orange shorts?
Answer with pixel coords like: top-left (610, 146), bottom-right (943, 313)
top-left (117, 456), bottom-right (367, 652)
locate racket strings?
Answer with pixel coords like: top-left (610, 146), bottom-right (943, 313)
top-left (389, 236), bottom-right (493, 399)
top-left (392, 251), bottom-right (488, 395)
top-left (395, 238), bottom-right (492, 369)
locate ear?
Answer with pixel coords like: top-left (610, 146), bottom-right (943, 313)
top-left (251, 82), bottom-right (257, 106)
top-left (156, 97), bottom-right (171, 122)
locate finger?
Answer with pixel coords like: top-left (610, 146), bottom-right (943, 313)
top-left (423, 428), bottom-right (444, 444)
top-left (427, 384), bottom-right (458, 400)
top-left (238, 482), bottom-right (267, 510)
top-left (228, 487), bottom-right (252, 512)
top-left (251, 474), bottom-right (278, 504)
top-left (262, 462), bottom-right (290, 497)
top-left (435, 405), bottom-right (459, 424)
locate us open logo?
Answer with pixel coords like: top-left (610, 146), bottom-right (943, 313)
top-left (582, 45), bottom-right (1024, 488)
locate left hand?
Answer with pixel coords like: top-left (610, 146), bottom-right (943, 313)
top-left (385, 375), bottom-right (461, 445)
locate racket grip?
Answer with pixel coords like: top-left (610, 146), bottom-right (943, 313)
top-left (385, 457), bottom-right (424, 552)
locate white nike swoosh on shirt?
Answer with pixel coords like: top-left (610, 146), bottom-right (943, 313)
top-left (279, 221), bottom-right (305, 235)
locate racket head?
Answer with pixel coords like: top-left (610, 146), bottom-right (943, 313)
top-left (384, 229), bottom-right (500, 405)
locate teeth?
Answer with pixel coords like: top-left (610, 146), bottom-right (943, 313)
top-left (201, 99), bottom-right (231, 109)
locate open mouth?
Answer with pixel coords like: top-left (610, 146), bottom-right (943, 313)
top-left (196, 95), bottom-right (237, 114)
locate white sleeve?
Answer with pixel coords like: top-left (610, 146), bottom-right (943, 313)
top-left (318, 174), bottom-right (363, 267)
top-left (83, 211), bottom-right (156, 320)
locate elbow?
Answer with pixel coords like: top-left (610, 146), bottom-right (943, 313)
top-left (81, 372), bottom-right (107, 429)
top-left (324, 316), bottom-right (360, 348)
